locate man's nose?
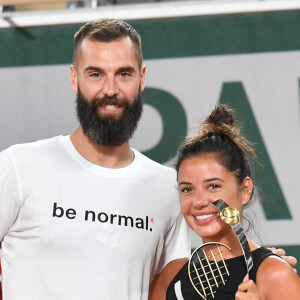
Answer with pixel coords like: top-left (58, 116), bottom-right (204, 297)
top-left (103, 77), bottom-right (119, 97)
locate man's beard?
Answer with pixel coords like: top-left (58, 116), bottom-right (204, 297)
top-left (76, 87), bottom-right (143, 146)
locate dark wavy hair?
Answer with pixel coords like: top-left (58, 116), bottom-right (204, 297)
top-left (176, 104), bottom-right (256, 183)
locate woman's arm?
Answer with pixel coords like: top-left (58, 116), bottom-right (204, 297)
top-left (256, 255), bottom-right (300, 299)
top-left (149, 258), bottom-right (188, 300)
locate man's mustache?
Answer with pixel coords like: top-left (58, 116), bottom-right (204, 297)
top-left (90, 96), bottom-right (129, 109)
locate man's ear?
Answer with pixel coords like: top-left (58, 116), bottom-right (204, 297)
top-left (242, 176), bottom-right (254, 206)
top-left (70, 65), bottom-right (78, 93)
top-left (139, 65), bottom-right (146, 93)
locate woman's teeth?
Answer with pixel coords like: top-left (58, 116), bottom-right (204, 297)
top-left (196, 213), bottom-right (217, 220)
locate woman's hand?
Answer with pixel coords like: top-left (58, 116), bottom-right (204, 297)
top-left (235, 275), bottom-right (260, 300)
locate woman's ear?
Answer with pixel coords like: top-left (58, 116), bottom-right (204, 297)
top-left (242, 177), bottom-right (253, 206)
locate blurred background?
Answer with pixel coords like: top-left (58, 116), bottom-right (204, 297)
top-left (0, 1), bottom-right (300, 294)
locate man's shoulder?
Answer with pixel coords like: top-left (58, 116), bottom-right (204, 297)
top-left (2, 135), bottom-right (69, 160)
top-left (5, 135), bottom-right (67, 152)
top-left (133, 148), bottom-right (176, 174)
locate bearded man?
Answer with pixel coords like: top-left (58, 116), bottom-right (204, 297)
top-left (0, 18), bottom-right (190, 300)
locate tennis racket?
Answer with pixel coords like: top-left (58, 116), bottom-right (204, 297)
top-left (188, 242), bottom-right (232, 299)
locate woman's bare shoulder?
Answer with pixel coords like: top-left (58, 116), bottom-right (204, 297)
top-left (256, 255), bottom-right (300, 299)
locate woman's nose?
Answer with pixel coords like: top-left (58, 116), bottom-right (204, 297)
top-left (193, 192), bottom-right (210, 209)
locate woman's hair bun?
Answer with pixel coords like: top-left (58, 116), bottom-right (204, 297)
top-left (201, 104), bottom-right (236, 137)
top-left (206, 104), bottom-right (235, 127)
top-left (192, 104), bottom-right (256, 160)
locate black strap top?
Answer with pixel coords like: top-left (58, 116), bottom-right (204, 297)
top-left (166, 247), bottom-right (278, 300)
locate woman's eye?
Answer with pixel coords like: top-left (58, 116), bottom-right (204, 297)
top-left (181, 187), bottom-right (192, 193)
top-left (209, 183), bottom-right (221, 189)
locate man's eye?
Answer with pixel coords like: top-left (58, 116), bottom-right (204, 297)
top-left (90, 72), bottom-right (101, 78)
top-left (120, 72), bottom-right (131, 77)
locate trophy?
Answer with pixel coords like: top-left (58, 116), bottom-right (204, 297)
top-left (188, 199), bottom-right (253, 299)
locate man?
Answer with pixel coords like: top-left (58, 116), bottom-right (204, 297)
top-left (0, 19), bottom-right (190, 299)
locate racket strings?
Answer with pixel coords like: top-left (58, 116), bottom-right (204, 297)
top-left (189, 245), bottom-right (230, 299)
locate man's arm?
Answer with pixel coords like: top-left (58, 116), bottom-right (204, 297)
top-left (0, 150), bottom-right (20, 242)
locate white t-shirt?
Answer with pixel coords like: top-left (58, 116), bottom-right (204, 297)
top-left (0, 136), bottom-right (190, 300)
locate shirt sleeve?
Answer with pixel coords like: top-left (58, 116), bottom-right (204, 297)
top-left (0, 149), bottom-right (20, 242)
top-left (156, 211), bottom-right (191, 273)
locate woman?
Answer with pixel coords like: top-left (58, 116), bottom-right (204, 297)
top-left (150, 105), bottom-right (300, 300)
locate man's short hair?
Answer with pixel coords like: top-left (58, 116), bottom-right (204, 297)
top-left (73, 18), bottom-right (143, 68)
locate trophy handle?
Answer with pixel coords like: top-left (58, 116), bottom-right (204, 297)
top-left (212, 199), bottom-right (254, 276)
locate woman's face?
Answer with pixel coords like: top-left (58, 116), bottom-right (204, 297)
top-left (177, 154), bottom-right (252, 242)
